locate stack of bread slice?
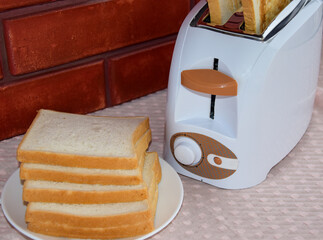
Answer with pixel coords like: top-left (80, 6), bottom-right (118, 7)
top-left (17, 109), bottom-right (161, 239)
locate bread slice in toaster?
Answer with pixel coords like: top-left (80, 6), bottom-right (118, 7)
top-left (208, 0), bottom-right (242, 25)
top-left (241, 0), bottom-right (291, 34)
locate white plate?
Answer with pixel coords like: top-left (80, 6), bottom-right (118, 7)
top-left (1, 158), bottom-right (184, 240)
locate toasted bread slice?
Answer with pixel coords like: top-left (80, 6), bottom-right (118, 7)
top-left (208, 0), bottom-right (242, 25)
top-left (241, 0), bottom-right (291, 34)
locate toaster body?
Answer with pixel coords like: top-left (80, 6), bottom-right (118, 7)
top-left (164, 0), bottom-right (323, 189)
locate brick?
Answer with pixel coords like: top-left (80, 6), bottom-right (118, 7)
top-left (0, 0), bottom-right (55, 11)
top-left (0, 63), bottom-right (2, 80)
top-left (4, 0), bottom-right (190, 75)
top-left (0, 61), bottom-right (106, 140)
top-left (108, 40), bottom-right (175, 106)
top-left (0, 51), bottom-right (2, 79)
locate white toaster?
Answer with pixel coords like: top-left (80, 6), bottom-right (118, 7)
top-left (164, 0), bottom-right (323, 189)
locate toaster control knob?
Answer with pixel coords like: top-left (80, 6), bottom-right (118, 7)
top-left (173, 137), bottom-right (202, 166)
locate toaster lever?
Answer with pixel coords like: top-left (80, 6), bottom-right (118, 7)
top-left (181, 69), bottom-right (237, 96)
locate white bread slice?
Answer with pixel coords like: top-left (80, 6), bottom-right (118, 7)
top-left (25, 186), bottom-right (159, 229)
top-left (27, 190), bottom-right (159, 239)
top-left (22, 152), bottom-right (161, 204)
top-left (19, 151), bottom-right (147, 185)
top-left (208, 0), bottom-right (242, 25)
top-left (241, 0), bottom-right (290, 34)
top-left (17, 109), bottom-right (151, 169)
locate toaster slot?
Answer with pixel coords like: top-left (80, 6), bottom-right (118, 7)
top-left (210, 58), bottom-right (219, 120)
top-left (210, 95), bottom-right (216, 119)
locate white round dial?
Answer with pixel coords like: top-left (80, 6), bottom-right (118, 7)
top-left (173, 136), bottom-right (202, 166)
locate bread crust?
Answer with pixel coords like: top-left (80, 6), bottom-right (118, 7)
top-left (23, 186), bottom-right (148, 204)
top-left (241, 0), bottom-right (258, 33)
top-left (154, 153), bottom-right (162, 184)
top-left (27, 221), bottom-right (154, 239)
top-left (208, 0), bottom-right (222, 25)
top-left (132, 116), bottom-right (150, 145)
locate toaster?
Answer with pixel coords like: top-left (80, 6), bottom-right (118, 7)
top-left (164, 0), bottom-right (323, 189)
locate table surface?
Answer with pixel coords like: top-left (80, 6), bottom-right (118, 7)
top-left (1, 47), bottom-right (323, 240)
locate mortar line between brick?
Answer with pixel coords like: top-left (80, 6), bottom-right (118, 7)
top-left (0, 0), bottom-right (90, 19)
top-left (104, 59), bottom-right (112, 108)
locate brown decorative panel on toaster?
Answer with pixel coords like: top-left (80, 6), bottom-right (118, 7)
top-left (170, 132), bottom-right (238, 179)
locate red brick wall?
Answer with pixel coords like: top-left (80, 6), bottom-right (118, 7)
top-left (0, 62), bottom-right (106, 140)
top-left (0, 0), bottom-right (199, 140)
top-left (108, 40), bottom-right (175, 106)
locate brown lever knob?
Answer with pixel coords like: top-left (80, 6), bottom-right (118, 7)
top-left (181, 69), bottom-right (237, 96)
